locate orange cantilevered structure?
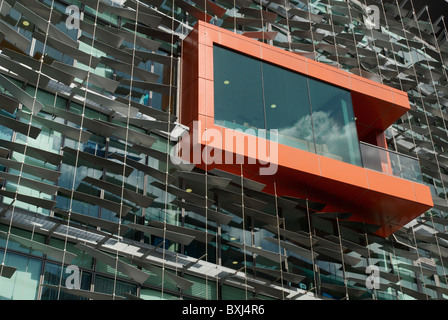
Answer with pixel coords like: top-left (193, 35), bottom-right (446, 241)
top-left (181, 21), bottom-right (433, 238)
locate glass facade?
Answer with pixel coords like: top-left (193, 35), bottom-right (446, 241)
top-left (214, 45), bottom-right (362, 166)
top-left (0, 0), bottom-right (445, 302)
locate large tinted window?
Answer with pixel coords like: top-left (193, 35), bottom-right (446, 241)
top-left (308, 79), bottom-right (362, 166)
top-left (213, 46), bottom-right (265, 131)
top-left (262, 63), bottom-right (315, 153)
top-left (213, 45), bottom-right (362, 166)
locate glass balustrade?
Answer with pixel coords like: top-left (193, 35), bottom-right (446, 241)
top-left (359, 141), bottom-right (423, 183)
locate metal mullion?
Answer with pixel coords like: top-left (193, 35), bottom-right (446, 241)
top-left (393, 0), bottom-right (448, 208)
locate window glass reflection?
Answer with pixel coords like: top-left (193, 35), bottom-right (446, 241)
top-left (213, 45), bottom-right (362, 167)
top-left (262, 63), bottom-right (315, 153)
top-left (213, 46), bottom-right (265, 132)
top-left (308, 79), bottom-right (362, 166)
top-left (0, 251), bottom-right (42, 300)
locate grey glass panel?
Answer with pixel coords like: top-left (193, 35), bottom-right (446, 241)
top-left (0, 189), bottom-right (57, 210)
top-left (0, 231), bottom-right (76, 264)
top-left (262, 62), bottom-right (314, 152)
top-left (0, 75), bottom-right (44, 115)
top-left (131, 260), bottom-right (194, 291)
top-left (0, 252), bottom-right (42, 300)
top-left (147, 220), bottom-right (215, 243)
top-left (308, 79), bottom-right (362, 166)
top-left (212, 45), bottom-right (363, 168)
top-left (359, 142), bottom-right (423, 183)
top-left (214, 45), bottom-right (265, 132)
top-left (75, 243), bottom-right (150, 284)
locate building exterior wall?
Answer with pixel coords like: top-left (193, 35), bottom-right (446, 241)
top-left (0, 0), bottom-right (446, 301)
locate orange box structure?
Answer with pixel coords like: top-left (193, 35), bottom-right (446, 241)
top-left (180, 21), bottom-right (433, 238)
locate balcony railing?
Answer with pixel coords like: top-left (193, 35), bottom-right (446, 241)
top-left (359, 142), bottom-right (423, 184)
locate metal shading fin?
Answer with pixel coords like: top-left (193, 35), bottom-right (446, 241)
top-left (281, 195), bottom-right (326, 212)
top-left (0, 189), bottom-right (56, 210)
top-left (131, 259), bottom-right (194, 291)
top-left (0, 139), bottom-right (63, 165)
top-left (263, 225), bottom-right (317, 247)
top-left (225, 203), bottom-right (283, 226)
top-left (70, 87), bottom-right (138, 118)
top-left (17, 111), bottom-right (91, 143)
top-left (78, 35), bottom-right (139, 65)
top-left (174, 170), bottom-right (232, 189)
top-left (0, 114), bottom-right (41, 139)
top-left (151, 181), bottom-right (215, 207)
top-left (58, 187), bottom-right (133, 217)
top-left (109, 153), bottom-right (176, 185)
top-left (113, 117), bottom-right (177, 133)
top-left (0, 265), bottom-right (16, 279)
top-left (0, 231), bottom-right (76, 263)
top-left (339, 220), bottom-right (382, 234)
top-left (264, 237), bottom-right (317, 261)
top-left (99, 56), bottom-right (159, 83)
top-left (0, 171), bottom-right (59, 195)
top-left (0, 19), bottom-right (31, 52)
top-left (252, 266), bottom-right (306, 284)
top-left (54, 209), bottom-right (131, 236)
top-left (0, 74), bottom-right (44, 115)
top-left (115, 97), bottom-right (177, 123)
top-left (127, 223), bottom-right (196, 246)
top-left (211, 187), bottom-right (267, 211)
top-left (43, 284), bottom-right (126, 300)
top-left (230, 242), bottom-right (287, 263)
top-left (315, 247), bottom-right (362, 266)
top-left (62, 146), bottom-right (134, 177)
top-left (41, 105), bottom-right (116, 138)
top-left (147, 219), bottom-right (214, 243)
top-left (171, 199), bottom-right (234, 225)
top-left (209, 168), bottom-right (266, 191)
top-left (75, 243), bottom-right (150, 284)
top-left (32, 30), bottom-right (99, 68)
top-left (82, 176), bottom-right (156, 208)
top-left (0, 92), bottom-right (20, 114)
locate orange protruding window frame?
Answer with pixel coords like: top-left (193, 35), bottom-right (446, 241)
top-left (180, 21), bottom-right (433, 237)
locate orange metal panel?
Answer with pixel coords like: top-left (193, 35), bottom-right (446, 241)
top-left (197, 78), bottom-right (214, 118)
top-left (181, 42), bottom-right (198, 89)
top-left (196, 22), bottom-right (219, 48)
top-left (218, 33), bottom-right (262, 60)
top-left (242, 31), bottom-right (278, 41)
top-left (365, 169), bottom-right (416, 202)
top-left (277, 143), bottom-right (321, 178)
top-left (260, 45), bottom-right (308, 75)
top-left (180, 79), bottom-right (200, 125)
top-left (412, 182), bottom-right (435, 207)
top-left (198, 44), bottom-right (214, 81)
top-left (349, 75), bottom-right (395, 104)
top-left (392, 90), bottom-right (411, 107)
top-left (318, 156), bottom-right (369, 190)
top-left (351, 93), bottom-right (391, 129)
top-left (307, 59), bottom-right (351, 90)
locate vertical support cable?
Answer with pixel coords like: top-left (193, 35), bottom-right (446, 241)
top-left (57, 0), bottom-right (103, 300)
